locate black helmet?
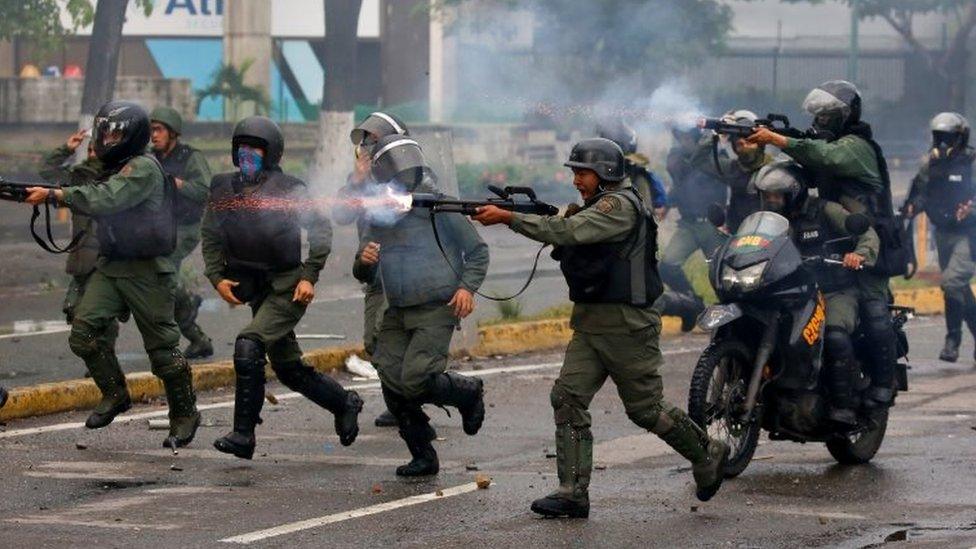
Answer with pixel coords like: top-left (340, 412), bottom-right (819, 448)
top-left (92, 100), bottom-right (151, 170)
top-left (232, 116), bottom-right (284, 168)
top-left (350, 111), bottom-right (409, 151)
top-left (370, 134), bottom-right (429, 187)
top-left (754, 160), bottom-right (809, 216)
top-left (595, 118), bottom-right (637, 155)
top-left (930, 112), bottom-right (970, 158)
top-left (802, 80), bottom-right (862, 135)
top-left (564, 138), bottom-right (626, 183)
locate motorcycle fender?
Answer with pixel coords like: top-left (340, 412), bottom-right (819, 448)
top-left (698, 303), bottom-right (743, 332)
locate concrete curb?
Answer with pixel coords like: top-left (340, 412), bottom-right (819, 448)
top-left (0, 284), bottom-right (953, 422)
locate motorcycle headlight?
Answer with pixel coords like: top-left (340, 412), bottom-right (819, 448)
top-left (721, 260), bottom-right (769, 292)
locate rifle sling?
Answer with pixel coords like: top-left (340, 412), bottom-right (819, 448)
top-left (30, 201), bottom-right (86, 254)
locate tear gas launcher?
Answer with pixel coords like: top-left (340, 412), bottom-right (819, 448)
top-left (698, 113), bottom-right (823, 140)
top-left (411, 185), bottom-right (559, 216)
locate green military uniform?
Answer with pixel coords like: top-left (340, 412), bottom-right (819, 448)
top-left (38, 145), bottom-right (120, 353)
top-left (354, 182), bottom-right (489, 400)
top-left (782, 135), bottom-right (888, 299)
top-left (201, 177), bottom-right (331, 365)
top-left (151, 107), bottom-right (213, 358)
top-left (661, 142), bottom-right (729, 287)
top-left (790, 196), bottom-right (880, 332)
top-left (509, 178), bottom-right (726, 513)
top-left (62, 154), bottom-right (198, 441)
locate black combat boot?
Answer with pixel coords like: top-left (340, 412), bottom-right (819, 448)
top-left (828, 358), bottom-right (858, 426)
top-left (859, 300), bottom-right (898, 410)
top-left (396, 417), bottom-right (439, 477)
top-left (531, 423), bottom-right (592, 518)
top-left (374, 410), bottom-right (398, 427)
top-left (177, 294), bottom-right (213, 359)
top-left (425, 372), bottom-right (485, 435)
top-left (158, 353), bottom-right (201, 449)
top-left (940, 293), bottom-right (963, 362)
top-left (85, 349), bottom-right (132, 429)
top-left (660, 291), bottom-right (705, 332)
top-left (214, 339), bottom-right (266, 460)
top-left (272, 360), bottom-right (363, 446)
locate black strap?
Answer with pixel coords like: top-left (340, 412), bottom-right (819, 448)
top-left (428, 210), bottom-right (548, 302)
top-left (30, 201), bottom-right (86, 254)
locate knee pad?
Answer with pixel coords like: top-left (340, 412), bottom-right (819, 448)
top-left (824, 327), bottom-right (854, 361)
top-left (148, 349), bottom-right (187, 379)
top-left (234, 337), bottom-right (266, 362)
top-left (550, 382), bottom-right (586, 426)
top-left (68, 328), bottom-right (101, 360)
top-left (626, 403), bottom-right (670, 434)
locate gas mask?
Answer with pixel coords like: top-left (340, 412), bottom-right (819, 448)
top-left (237, 145), bottom-right (264, 179)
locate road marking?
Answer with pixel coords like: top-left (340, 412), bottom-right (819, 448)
top-left (0, 347), bottom-right (700, 440)
top-left (219, 482), bottom-right (483, 544)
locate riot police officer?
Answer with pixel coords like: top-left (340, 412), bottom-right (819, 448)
top-left (692, 109), bottom-right (770, 233)
top-left (595, 118), bottom-right (668, 219)
top-left (39, 130), bottom-right (116, 374)
top-left (24, 101), bottom-right (200, 448)
top-left (905, 112), bottom-right (976, 362)
top-left (150, 107), bottom-right (214, 359)
top-left (659, 125), bottom-right (730, 331)
top-left (204, 117), bottom-right (363, 460)
top-left (334, 112), bottom-right (410, 429)
top-left (354, 135), bottom-right (489, 477)
top-left (473, 138), bottom-right (729, 518)
top-left (748, 80), bottom-right (899, 410)
top-left (755, 161), bottom-right (880, 424)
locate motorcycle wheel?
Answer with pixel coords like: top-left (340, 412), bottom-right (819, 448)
top-left (825, 410), bottom-right (888, 465)
top-left (688, 338), bottom-right (760, 478)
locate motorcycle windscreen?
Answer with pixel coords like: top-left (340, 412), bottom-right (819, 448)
top-left (724, 211), bottom-right (789, 266)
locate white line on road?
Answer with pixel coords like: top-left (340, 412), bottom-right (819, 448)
top-left (219, 482), bottom-right (483, 544)
top-left (0, 347), bottom-right (701, 440)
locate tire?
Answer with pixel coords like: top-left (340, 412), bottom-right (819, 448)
top-left (825, 410), bottom-right (888, 465)
top-left (688, 337), bottom-right (761, 478)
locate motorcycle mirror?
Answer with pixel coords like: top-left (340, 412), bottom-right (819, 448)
top-left (706, 203), bottom-right (726, 228)
top-left (845, 213), bottom-right (871, 236)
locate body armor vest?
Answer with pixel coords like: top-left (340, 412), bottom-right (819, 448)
top-left (372, 206), bottom-right (463, 308)
top-left (157, 143), bottom-right (206, 225)
top-left (210, 170), bottom-right (304, 272)
top-left (559, 188), bottom-right (663, 306)
top-left (922, 153), bottom-right (975, 230)
top-left (793, 197), bottom-right (856, 293)
top-left (96, 155), bottom-right (177, 260)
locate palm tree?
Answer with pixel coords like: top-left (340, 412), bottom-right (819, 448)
top-left (196, 59), bottom-right (271, 121)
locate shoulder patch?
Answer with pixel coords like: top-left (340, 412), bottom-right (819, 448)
top-left (595, 195), bottom-right (620, 214)
top-left (120, 163), bottom-right (134, 177)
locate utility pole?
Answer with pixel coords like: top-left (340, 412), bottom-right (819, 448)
top-left (847, 0), bottom-right (860, 83)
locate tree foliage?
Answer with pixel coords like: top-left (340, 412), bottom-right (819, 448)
top-left (197, 60), bottom-right (272, 120)
top-left (0, 0), bottom-right (153, 51)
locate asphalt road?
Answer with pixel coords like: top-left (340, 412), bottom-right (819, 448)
top-left (1, 318), bottom-right (976, 547)
top-left (0, 224), bottom-right (570, 388)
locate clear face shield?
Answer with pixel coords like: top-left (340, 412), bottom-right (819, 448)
top-left (94, 117), bottom-right (130, 149)
top-left (802, 88), bottom-right (850, 132)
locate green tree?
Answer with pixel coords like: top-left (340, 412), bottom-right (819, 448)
top-left (0, 0), bottom-right (152, 51)
top-left (196, 60), bottom-right (272, 121)
top-left (756, 0), bottom-right (976, 111)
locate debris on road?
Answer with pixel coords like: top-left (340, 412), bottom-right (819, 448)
top-left (372, 483), bottom-right (383, 494)
top-left (74, 442), bottom-right (87, 450)
top-left (147, 419), bottom-right (169, 430)
top-left (475, 474), bottom-right (492, 489)
top-left (346, 355), bottom-right (379, 379)
top-left (465, 463), bottom-right (479, 471)
top-left (170, 464), bottom-right (183, 472)
top-left (265, 393), bottom-right (279, 405)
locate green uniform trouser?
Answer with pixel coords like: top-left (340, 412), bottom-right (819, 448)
top-left (171, 223), bottom-right (208, 343)
top-left (238, 277), bottom-right (309, 364)
top-left (936, 230), bottom-right (975, 292)
top-left (825, 288), bottom-right (859, 334)
top-left (372, 305), bottom-right (456, 400)
top-left (63, 271), bottom-right (120, 352)
top-left (363, 287), bottom-right (387, 357)
top-left (549, 315), bottom-right (708, 502)
top-left (661, 218), bottom-right (727, 295)
top-left (68, 269), bottom-right (191, 416)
